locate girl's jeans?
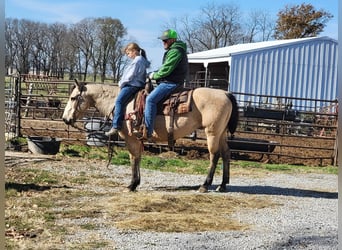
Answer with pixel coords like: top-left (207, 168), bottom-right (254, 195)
top-left (112, 85), bottom-right (141, 129)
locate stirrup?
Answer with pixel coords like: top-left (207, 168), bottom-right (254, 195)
top-left (133, 131), bottom-right (144, 140)
top-left (135, 133), bottom-right (154, 143)
top-left (133, 125), bottom-right (147, 140)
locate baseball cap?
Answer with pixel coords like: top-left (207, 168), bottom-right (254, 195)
top-left (158, 29), bottom-right (178, 40)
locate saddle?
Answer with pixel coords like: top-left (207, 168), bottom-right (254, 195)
top-left (157, 88), bottom-right (193, 115)
top-left (125, 82), bottom-right (193, 148)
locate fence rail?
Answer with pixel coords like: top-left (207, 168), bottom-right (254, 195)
top-left (5, 75), bottom-right (338, 166)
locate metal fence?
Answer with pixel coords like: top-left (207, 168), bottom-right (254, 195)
top-left (5, 75), bottom-right (338, 166)
top-left (231, 92), bottom-right (338, 166)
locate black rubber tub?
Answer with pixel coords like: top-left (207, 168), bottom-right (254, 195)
top-left (228, 137), bottom-right (278, 153)
top-left (27, 136), bottom-right (61, 155)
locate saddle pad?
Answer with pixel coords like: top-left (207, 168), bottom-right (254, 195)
top-left (157, 89), bottom-right (193, 115)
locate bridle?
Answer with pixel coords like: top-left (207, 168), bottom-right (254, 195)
top-left (66, 82), bottom-right (118, 167)
top-left (68, 87), bottom-right (87, 131)
top-left (72, 85), bottom-right (86, 111)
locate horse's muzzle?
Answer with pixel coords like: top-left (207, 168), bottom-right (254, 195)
top-left (63, 118), bottom-right (74, 125)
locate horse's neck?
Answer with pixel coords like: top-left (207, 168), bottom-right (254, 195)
top-left (88, 84), bottom-right (118, 117)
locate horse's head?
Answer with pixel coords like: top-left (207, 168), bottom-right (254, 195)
top-left (62, 80), bottom-right (90, 126)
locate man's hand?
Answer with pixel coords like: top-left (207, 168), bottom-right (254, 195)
top-left (148, 72), bottom-right (154, 80)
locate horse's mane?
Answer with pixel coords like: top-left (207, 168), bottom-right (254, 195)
top-left (72, 81), bottom-right (119, 94)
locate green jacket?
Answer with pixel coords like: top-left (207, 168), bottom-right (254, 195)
top-left (152, 40), bottom-right (188, 84)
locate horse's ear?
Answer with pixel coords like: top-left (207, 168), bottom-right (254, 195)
top-left (74, 79), bottom-right (87, 92)
top-left (74, 79), bottom-right (80, 89)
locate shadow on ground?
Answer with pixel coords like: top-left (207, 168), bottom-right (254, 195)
top-left (153, 184), bottom-right (337, 199)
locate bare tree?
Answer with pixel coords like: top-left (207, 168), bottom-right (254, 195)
top-left (94, 17), bottom-right (126, 83)
top-left (47, 23), bottom-right (68, 78)
top-left (5, 18), bottom-right (18, 74)
top-left (193, 2), bottom-right (243, 51)
top-left (5, 17), bottom-right (127, 80)
top-left (274, 3), bottom-right (333, 39)
top-left (108, 40), bottom-right (126, 83)
top-left (31, 22), bottom-right (49, 75)
top-left (257, 11), bottom-right (276, 41)
top-left (7, 19), bottom-right (36, 74)
top-left (165, 3), bottom-right (243, 52)
top-left (70, 18), bottom-right (96, 81)
top-left (166, 16), bottom-right (198, 53)
top-left (243, 10), bottom-right (275, 43)
top-left (62, 30), bottom-right (79, 80)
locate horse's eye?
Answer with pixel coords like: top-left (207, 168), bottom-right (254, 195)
top-left (70, 97), bottom-right (76, 101)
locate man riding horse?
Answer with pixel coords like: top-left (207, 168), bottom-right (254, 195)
top-left (140, 29), bottom-right (189, 142)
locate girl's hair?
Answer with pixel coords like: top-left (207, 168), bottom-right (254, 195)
top-left (125, 42), bottom-right (147, 59)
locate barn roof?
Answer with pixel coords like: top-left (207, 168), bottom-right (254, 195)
top-left (188, 36), bottom-right (337, 64)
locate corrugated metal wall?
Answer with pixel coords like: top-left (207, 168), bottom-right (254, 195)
top-left (229, 38), bottom-right (338, 111)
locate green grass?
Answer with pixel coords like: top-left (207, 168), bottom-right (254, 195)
top-left (80, 223), bottom-right (99, 230)
top-left (58, 144), bottom-right (338, 175)
top-left (111, 150), bottom-right (131, 165)
top-left (9, 168), bottom-right (59, 185)
top-left (233, 160), bottom-right (338, 175)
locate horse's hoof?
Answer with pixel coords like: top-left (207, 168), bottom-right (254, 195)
top-left (216, 185), bottom-right (227, 192)
top-left (198, 185), bottom-right (208, 193)
top-left (125, 186), bottom-right (136, 192)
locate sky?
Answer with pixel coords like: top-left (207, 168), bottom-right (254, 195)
top-left (5, 0), bottom-right (338, 71)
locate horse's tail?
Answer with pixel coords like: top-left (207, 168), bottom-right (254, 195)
top-left (227, 92), bottom-right (239, 135)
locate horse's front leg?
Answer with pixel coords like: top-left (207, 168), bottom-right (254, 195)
top-left (199, 151), bottom-right (220, 193)
top-left (124, 137), bottom-right (143, 192)
top-left (127, 154), bottom-right (141, 192)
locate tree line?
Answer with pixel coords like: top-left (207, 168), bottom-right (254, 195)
top-left (5, 2), bottom-right (332, 82)
top-left (6, 17), bottom-right (127, 82)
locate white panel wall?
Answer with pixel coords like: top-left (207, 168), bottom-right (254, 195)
top-left (230, 38), bottom-right (338, 111)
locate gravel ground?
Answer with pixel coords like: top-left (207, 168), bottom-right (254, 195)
top-left (6, 152), bottom-right (338, 249)
top-left (100, 168), bottom-right (338, 250)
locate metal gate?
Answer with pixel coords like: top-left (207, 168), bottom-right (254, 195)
top-left (5, 75), bottom-right (20, 143)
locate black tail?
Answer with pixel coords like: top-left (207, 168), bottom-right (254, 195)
top-left (227, 93), bottom-right (239, 135)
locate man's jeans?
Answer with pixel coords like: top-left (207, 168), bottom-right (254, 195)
top-left (112, 86), bottom-right (140, 129)
top-left (144, 82), bottom-right (179, 137)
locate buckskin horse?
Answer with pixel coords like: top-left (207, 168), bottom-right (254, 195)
top-left (62, 80), bottom-right (238, 192)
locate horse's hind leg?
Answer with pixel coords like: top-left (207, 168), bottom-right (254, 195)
top-left (199, 151), bottom-right (220, 193)
top-left (216, 135), bottom-right (230, 192)
top-left (199, 134), bottom-right (220, 193)
top-left (199, 134), bottom-right (230, 193)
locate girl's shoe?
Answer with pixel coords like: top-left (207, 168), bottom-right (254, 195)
top-left (105, 128), bottom-right (119, 136)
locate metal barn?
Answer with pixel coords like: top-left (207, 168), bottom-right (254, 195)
top-left (187, 36), bottom-right (338, 111)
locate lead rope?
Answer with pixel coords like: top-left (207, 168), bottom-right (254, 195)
top-left (71, 108), bottom-right (117, 168)
top-left (106, 134), bottom-right (117, 168)
top-left (104, 107), bottom-right (117, 169)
